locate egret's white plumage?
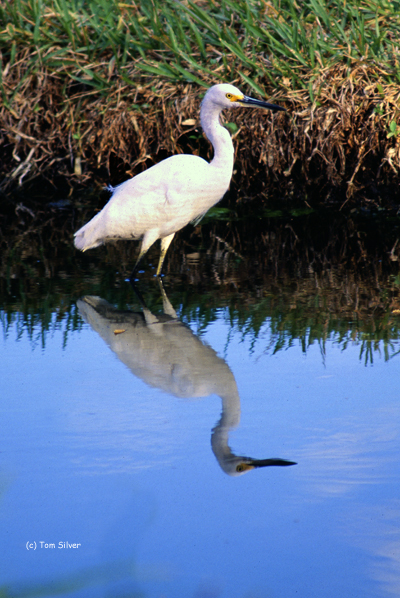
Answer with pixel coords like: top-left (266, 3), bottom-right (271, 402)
top-left (74, 83), bottom-right (284, 276)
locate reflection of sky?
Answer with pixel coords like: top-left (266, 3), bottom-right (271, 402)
top-left (340, 500), bottom-right (400, 598)
top-left (1, 313), bottom-right (400, 597)
top-left (204, 317), bottom-right (400, 596)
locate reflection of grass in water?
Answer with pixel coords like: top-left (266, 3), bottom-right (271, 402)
top-left (2, 208), bottom-right (400, 363)
top-left (252, 304), bottom-right (400, 365)
top-left (0, 305), bottom-right (82, 351)
top-left (182, 293), bottom-right (400, 365)
top-left (2, 267), bottom-right (400, 365)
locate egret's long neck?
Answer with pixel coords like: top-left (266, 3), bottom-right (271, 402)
top-left (210, 384), bottom-right (241, 474)
top-left (200, 100), bottom-right (234, 172)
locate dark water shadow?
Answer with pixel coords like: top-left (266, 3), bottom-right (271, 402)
top-left (2, 200), bottom-right (400, 365)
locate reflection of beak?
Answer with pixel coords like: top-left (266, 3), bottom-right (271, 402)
top-left (236, 458), bottom-right (297, 473)
top-left (238, 95), bottom-right (286, 112)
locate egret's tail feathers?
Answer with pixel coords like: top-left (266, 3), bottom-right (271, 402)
top-left (74, 219), bottom-right (104, 252)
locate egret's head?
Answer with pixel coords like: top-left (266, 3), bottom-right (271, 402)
top-left (220, 456), bottom-right (297, 477)
top-left (203, 83), bottom-right (285, 113)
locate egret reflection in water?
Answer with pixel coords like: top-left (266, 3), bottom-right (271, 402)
top-left (77, 286), bottom-right (296, 476)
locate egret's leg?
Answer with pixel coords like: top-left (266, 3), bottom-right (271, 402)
top-left (129, 278), bottom-right (146, 306)
top-left (156, 233), bottom-right (175, 276)
top-left (157, 277), bottom-right (178, 319)
top-left (129, 247), bottom-right (148, 281)
top-left (130, 230), bottom-right (159, 281)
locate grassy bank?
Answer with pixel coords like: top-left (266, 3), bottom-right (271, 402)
top-left (1, 0), bottom-right (400, 210)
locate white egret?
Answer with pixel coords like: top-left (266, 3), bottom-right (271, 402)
top-left (74, 83), bottom-right (285, 277)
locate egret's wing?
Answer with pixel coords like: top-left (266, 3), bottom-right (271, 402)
top-left (102, 154), bottom-right (228, 241)
top-left (104, 165), bottom-right (170, 238)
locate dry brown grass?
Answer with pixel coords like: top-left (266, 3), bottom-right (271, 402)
top-left (1, 52), bottom-right (400, 207)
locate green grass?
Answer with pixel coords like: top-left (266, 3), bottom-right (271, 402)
top-left (1, 0), bottom-right (400, 100)
top-left (1, 0), bottom-right (400, 199)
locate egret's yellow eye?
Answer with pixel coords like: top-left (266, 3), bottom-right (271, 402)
top-left (226, 93), bottom-right (233, 100)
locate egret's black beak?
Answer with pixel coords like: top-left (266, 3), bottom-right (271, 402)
top-left (235, 457), bottom-right (297, 473)
top-left (250, 457), bottom-right (297, 467)
top-left (239, 95), bottom-right (286, 112)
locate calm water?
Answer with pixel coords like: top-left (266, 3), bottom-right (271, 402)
top-left (1, 230), bottom-right (400, 597)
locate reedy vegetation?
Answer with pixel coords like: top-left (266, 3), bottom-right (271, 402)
top-left (2, 231), bottom-right (400, 365)
top-left (2, 203), bottom-right (400, 366)
top-left (0, 0), bottom-right (400, 204)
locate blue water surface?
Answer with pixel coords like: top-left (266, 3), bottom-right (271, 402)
top-left (1, 296), bottom-right (400, 598)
